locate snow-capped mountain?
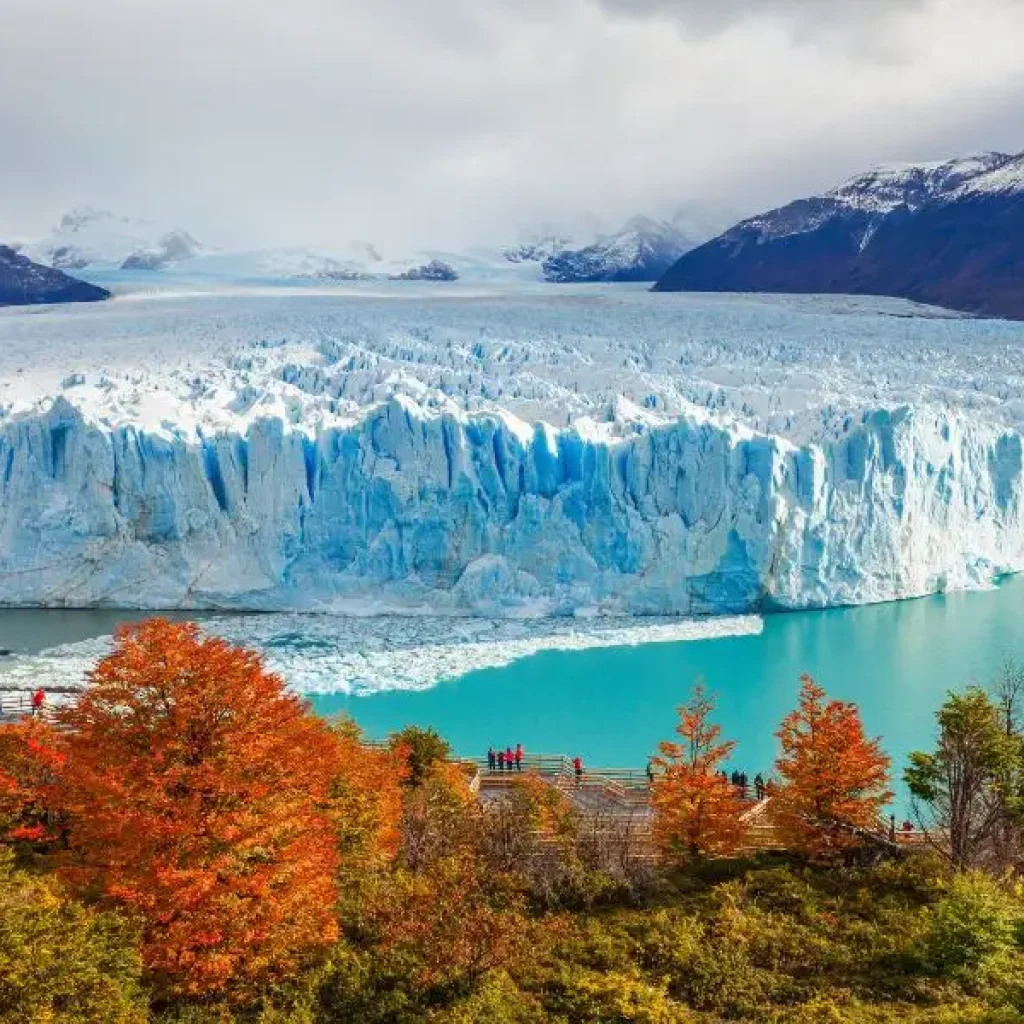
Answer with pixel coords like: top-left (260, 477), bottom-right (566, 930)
top-left (541, 215), bottom-right (694, 283)
top-left (0, 245), bottom-right (110, 306)
top-left (655, 152), bottom-right (1024, 319)
top-left (121, 229), bottom-right (202, 271)
top-left (24, 206), bottom-right (201, 272)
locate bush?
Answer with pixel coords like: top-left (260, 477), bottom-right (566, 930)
top-left (923, 872), bottom-right (1021, 980)
top-left (391, 727), bottom-right (452, 787)
top-left (0, 849), bottom-right (146, 1023)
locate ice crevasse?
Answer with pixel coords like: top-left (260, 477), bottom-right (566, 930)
top-left (0, 395), bottom-right (1021, 614)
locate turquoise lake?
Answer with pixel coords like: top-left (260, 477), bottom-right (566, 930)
top-left (311, 577), bottom-right (1024, 803)
top-left (3, 578), bottom-right (1024, 807)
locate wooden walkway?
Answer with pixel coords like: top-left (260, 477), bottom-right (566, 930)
top-left (0, 686), bottom-right (80, 724)
top-left (471, 753), bottom-right (926, 855)
top-left (0, 691), bottom-right (37, 724)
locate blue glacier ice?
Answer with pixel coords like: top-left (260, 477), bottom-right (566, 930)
top-left (1, 393), bottom-right (1021, 614)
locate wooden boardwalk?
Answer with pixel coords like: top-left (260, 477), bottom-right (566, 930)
top-left (0, 691), bottom-right (37, 724)
top-left (0, 685), bottom-right (83, 724)
top-left (472, 753), bottom-right (925, 855)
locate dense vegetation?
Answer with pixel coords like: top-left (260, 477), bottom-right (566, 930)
top-left (1, 620), bottom-right (1023, 1023)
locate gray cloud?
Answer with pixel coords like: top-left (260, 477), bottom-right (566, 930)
top-left (1, 0), bottom-right (1022, 251)
top-left (595, 0), bottom-right (924, 29)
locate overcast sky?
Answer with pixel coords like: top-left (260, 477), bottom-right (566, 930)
top-left (3, 0), bottom-right (1023, 251)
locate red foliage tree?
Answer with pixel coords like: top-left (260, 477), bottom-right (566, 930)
top-left (49, 619), bottom-right (346, 1000)
top-left (773, 674), bottom-right (892, 861)
top-left (0, 717), bottom-right (63, 844)
top-left (651, 683), bottom-right (747, 864)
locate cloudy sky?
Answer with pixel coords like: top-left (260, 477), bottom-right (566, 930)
top-left (2, 0), bottom-right (1023, 251)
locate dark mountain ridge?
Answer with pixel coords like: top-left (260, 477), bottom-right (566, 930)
top-left (654, 152), bottom-right (1024, 319)
top-left (0, 245), bottom-right (111, 307)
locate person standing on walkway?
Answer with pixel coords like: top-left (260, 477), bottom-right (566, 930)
top-left (497, 748), bottom-right (506, 771)
top-left (754, 773), bottom-right (765, 801)
top-left (31, 688), bottom-right (45, 717)
top-left (646, 759), bottom-right (655, 785)
top-left (505, 745), bottom-right (515, 773)
top-left (487, 747), bottom-right (496, 772)
top-left (515, 743), bottom-right (523, 772)
top-left (573, 755), bottom-right (583, 784)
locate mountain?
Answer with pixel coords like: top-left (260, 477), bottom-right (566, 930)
top-left (654, 152), bottom-right (1024, 318)
top-left (0, 245), bottom-right (111, 306)
top-left (541, 215), bottom-right (694, 283)
top-left (121, 229), bottom-right (202, 271)
top-left (25, 207), bottom-right (200, 271)
top-left (389, 259), bottom-right (458, 281)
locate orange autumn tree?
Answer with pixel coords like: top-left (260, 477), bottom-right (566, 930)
top-left (49, 619), bottom-right (346, 1001)
top-left (0, 717), bottom-right (64, 845)
top-left (773, 674), bottom-right (892, 861)
top-left (328, 717), bottom-right (407, 874)
top-left (651, 683), bottom-right (747, 864)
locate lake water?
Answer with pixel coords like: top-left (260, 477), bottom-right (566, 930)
top-left (2, 578), bottom-right (1024, 805)
top-left (314, 577), bottom-right (1024, 805)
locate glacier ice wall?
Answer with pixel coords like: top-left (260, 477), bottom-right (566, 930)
top-left (0, 396), bottom-right (1021, 614)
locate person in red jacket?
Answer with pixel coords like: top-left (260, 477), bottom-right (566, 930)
top-left (30, 688), bottom-right (45, 716)
top-left (573, 755), bottom-right (583, 783)
top-left (505, 746), bottom-right (514, 773)
top-left (515, 743), bottom-right (523, 772)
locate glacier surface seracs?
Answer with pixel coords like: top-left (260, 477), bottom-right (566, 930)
top-left (1, 286), bottom-right (1023, 614)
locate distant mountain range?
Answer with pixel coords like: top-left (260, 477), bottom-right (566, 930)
top-left (0, 245), bottom-right (110, 307)
top-left (15, 204), bottom-right (737, 287)
top-left (654, 152), bottom-right (1024, 319)
top-left (23, 206), bottom-right (202, 272)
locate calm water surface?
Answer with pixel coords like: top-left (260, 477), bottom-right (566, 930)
top-left (314, 577), bottom-right (1024, 801)
top-left (3, 579), bottom-right (1024, 804)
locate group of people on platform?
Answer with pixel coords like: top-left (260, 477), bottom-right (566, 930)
top-left (722, 770), bottom-right (766, 801)
top-left (644, 760), bottom-right (767, 800)
top-left (487, 744), bottom-right (524, 772)
top-left (486, 746), bottom-right (589, 782)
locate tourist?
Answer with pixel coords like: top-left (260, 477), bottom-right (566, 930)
top-left (646, 759), bottom-right (655, 785)
top-left (505, 745), bottom-right (514, 772)
top-left (515, 743), bottom-right (523, 771)
top-left (497, 748), bottom-right (506, 771)
top-left (754, 773), bottom-right (765, 801)
top-left (31, 688), bottom-right (45, 717)
top-left (573, 755), bottom-right (583, 783)
top-left (487, 746), bottom-right (496, 772)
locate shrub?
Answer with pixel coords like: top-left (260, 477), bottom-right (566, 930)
top-left (390, 726), bottom-right (452, 787)
top-left (0, 848), bottom-right (146, 1023)
top-left (923, 871), bottom-right (1021, 980)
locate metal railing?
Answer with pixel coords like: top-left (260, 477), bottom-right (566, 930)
top-left (0, 692), bottom-right (35, 722)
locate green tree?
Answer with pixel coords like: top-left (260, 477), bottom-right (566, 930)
top-left (390, 726), bottom-right (452, 787)
top-left (906, 688), bottom-right (1024, 870)
top-left (0, 848), bottom-right (146, 1023)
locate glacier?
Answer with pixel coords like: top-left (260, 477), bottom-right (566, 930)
top-left (1, 284), bottom-right (1024, 615)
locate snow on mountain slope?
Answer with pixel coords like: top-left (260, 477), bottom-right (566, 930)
top-left (2, 287), bottom-right (1024, 614)
top-left (0, 246), bottom-right (111, 307)
top-left (542, 216), bottom-right (693, 282)
top-left (655, 151), bottom-right (1024, 319)
top-left (121, 230), bottom-right (202, 271)
top-left (24, 207), bottom-right (196, 271)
